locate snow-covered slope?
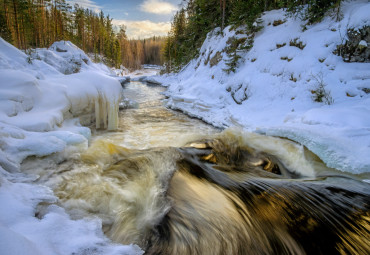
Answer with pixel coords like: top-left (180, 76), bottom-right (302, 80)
top-left (153, 0), bottom-right (370, 175)
top-left (0, 39), bottom-right (141, 254)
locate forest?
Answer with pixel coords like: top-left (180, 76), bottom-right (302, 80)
top-left (0, 0), bottom-right (345, 71)
top-left (0, 0), bottom-right (165, 69)
top-left (162, 0), bottom-right (343, 72)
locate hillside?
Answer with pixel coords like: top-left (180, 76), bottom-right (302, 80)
top-left (151, 0), bottom-right (370, 176)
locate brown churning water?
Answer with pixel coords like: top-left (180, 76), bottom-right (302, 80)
top-left (34, 82), bottom-right (369, 255)
top-left (54, 130), bottom-right (370, 255)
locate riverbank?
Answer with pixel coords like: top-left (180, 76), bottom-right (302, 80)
top-left (0, 39), bottom-right (142, 255)
top-left (147, 1), bottom-right (370, 176)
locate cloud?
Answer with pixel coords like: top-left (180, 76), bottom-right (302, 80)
top-left (140, 0), bottom-right (178, 15)
top-left (112, 19), bottom-right (171, 39)
top-left (66, 0), bottom-right (101, 12)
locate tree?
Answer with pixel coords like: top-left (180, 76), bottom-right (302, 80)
top-left (220, 0), bottom-right (226, 32)
top-left (162, 0), bottom-right (343, 73)
top-left (0, 0), bottom-right (12, 43)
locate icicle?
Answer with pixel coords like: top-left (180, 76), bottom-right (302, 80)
top-left (107, 97), bottom-right (119, 131)
top-left (95, 91), bottom-right (119, 131)
top-left (95, 92), bottom-right (107, 129)
top-left (95, 93), bottom-right (101, 129)
top-left (102, 94), bottom-right (108, 129)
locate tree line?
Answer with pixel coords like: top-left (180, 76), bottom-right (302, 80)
top-left (0, 0), bottom-right (164, 69)
top-left (163, 0), bottom-right (342, 72)
top-left (117, 25), bottom-right (165, 70)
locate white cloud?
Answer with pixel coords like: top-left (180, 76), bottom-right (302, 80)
top-left (66, 0), bottom-right (101, 12)
top-left (140, 0), bottom-right (178, 15)
top-left (112, 19), bottom-right (171, 39)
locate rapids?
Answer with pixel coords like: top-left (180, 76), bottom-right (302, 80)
top-left (22, 81), bottom-right (370, 255)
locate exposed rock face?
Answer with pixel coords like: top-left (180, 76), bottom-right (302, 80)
top-left (335, 26), bottom-right (370, 62)
top-left (210, 51), bottom-right (222, 67)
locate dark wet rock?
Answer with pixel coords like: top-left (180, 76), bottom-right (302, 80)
top-left (334, 26), bottom-right (370, 63)
top-left (273, 19), bottom-right (286, 26)
top-left (119, 76), bottom-right (131, 85)
top-left (55, 47), bottom-right (67, 53)
top-left (362, 87), bottom-right (370, 94)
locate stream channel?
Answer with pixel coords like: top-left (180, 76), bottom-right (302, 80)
top-left (23, 81), bottom-right (370, 255)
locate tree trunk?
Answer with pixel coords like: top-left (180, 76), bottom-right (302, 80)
top-left (20, 11), bottom-right (26, 49)
top-left (12, 0), bottom-right (20, 48)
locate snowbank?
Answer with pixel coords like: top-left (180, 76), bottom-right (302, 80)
top-left (0, 171), bottom-right (143, 255)
top-left (0, 39), bottom-right (140, 254)
top-left (0, 39), bottom-right (121, 169)
top-left (34, 41), bottom-right (115, 75)
top-left (153, 0), bottom-right (370, 175)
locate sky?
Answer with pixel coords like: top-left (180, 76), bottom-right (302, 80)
top-left (66, 0), bottom-right (184, 39)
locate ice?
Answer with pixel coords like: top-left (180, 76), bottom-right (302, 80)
top-left (120, 97), bottom-right (139, 109)
top-left (0, 38), bottom-right (122, 164)
top-left (0, 37), bottom-right (139, 254)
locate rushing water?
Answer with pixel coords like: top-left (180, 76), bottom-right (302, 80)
top-left (23, 81), bottom-right (370, 254)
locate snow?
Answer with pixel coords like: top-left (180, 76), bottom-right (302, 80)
top-left (359, 40), bottom-right (367, 47)
top-left (0, 39), bottom-right (122, 169)
top-left (34, 41), bottom-right (115, 75)
top-left (149, 0), bottom-right (370, 175)
top-left (0, 175), bottom-right (143, 255)
top-left (0, 38), bottom-right (141, 254)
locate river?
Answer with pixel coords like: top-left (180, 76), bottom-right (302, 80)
top-left (22, 81), bottom-right (370, 255)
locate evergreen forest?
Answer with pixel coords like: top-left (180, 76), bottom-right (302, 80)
top-left (0, 0), bottom-right (165, 69)
top-left (163, 0), bottom-right (343, 72)
top-left (1, 0), bottom-right (343, 71)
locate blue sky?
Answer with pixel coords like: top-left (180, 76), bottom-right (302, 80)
top-left (67, 0), bottom-right (184, 38)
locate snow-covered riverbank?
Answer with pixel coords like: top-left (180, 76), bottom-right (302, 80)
top-left (149, 0), bottom-right (370, 176)
top-left (0, 39), bottom-right (142, 255)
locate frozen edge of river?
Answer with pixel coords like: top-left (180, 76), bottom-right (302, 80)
top-left (0, 39), bottom-right (144, 255)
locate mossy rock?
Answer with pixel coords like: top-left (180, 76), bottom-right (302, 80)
top-left (273, 20), bottom-right (286, 26)
top-left (210, 52), bottom-right (222, 67)
top-left (334, 26), bottom-right (370, 63)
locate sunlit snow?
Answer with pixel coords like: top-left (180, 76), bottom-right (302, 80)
top-left (149, 0), bottom-right (370, 174)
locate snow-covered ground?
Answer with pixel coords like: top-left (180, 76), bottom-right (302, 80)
top-left (0, 40), bottom-right (142, 254)
top-left (149, 0), bottom-right (370, 176)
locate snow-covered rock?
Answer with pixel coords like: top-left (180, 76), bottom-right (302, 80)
top-left (0, 38), bottom-right (140, 254)
top-left (154, 0), bottom-right (370, 175)
top-left (143, 76), bottom-right (162, 85)
top-left (0, 37), bottom-right (123, 172)
top-left (119, 76), bottom-right (131, 85)
top-left (33, 41), bottom-right (115, 75)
